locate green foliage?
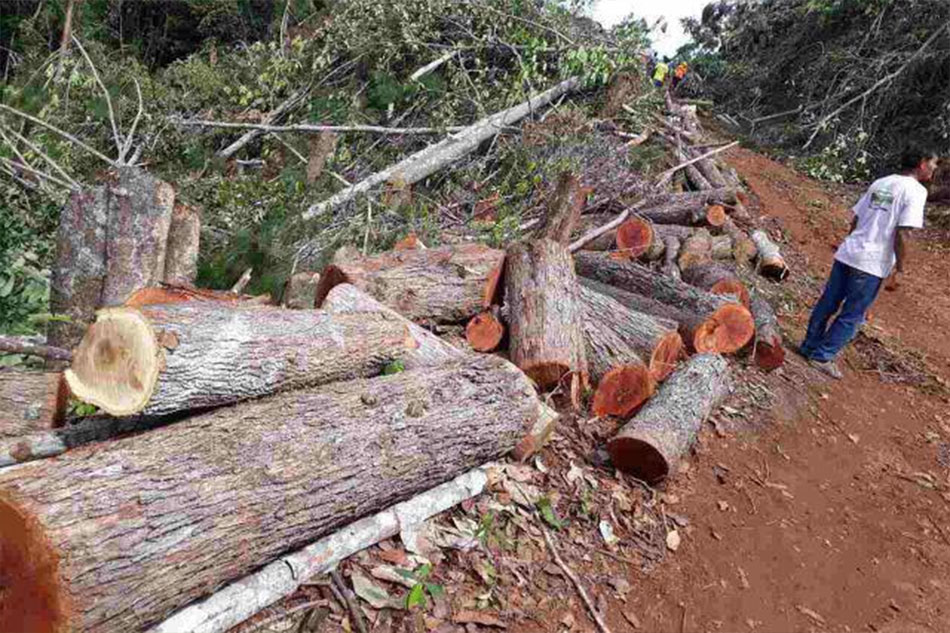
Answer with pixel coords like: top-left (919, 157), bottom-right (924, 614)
top-left (536, 496), bottom-right (563, 530)
top-left (398, 563), bottom-right (444, 610)
top-left (796, 130), bottom-right (871, 183)
top-left (382, 359), bottom-right (406, 375)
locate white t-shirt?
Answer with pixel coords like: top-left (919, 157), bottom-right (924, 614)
top-left (834, 174), bottom-right (927, 278)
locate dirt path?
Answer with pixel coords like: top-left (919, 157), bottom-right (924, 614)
top-left (610, 149), bottom-right (950, 633)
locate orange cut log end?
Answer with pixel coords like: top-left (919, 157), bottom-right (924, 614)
top-left (465, 311), bottom-right (505, 352)
top-left (710, 279), bottom-right (750, 308)
top-left (393, 233), bottom-right (423, 251)
top-left (592, 364), bottom-right (655, 418)
top-left (615, 218), bottom-right (655, 259)
top-left (755, 335), bottom-right (786, 371)
top-left (607, 436), bottom-right (669, 483)
top-left (705, 204), bottom-right (727, 227)
top-left (692, 303), bottom-right (755, 354)
top-left (648, 332), bottom-right (684, 382)
top-left (125, 286), bottom-right (241, 307)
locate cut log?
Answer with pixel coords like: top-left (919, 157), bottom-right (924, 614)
top-left (750, 294), bottom-right (786, 371)
top-left (0, 355), bottom-right (542, 633)
top-left (572, 214), bottom-right (622, 251)
top-left (125, 284), bottom-right (251, 308)
top-left (505, 239), bottom-right (588, 391)
top-left (615, 215), bottom-right (655, 259)
top-left (574, 254), bottom-right (754, 354)
top-left (101, 168), bottom-right (176, 306)
top-left (580, 286), bottom-right (682, 385)
top-left (318, 283), bottom-right (464, 369)
top-left (512, 402), bottom-right (559, 463)
top-left (0, 370), bottom-right (67, 437)
top-left (282, 271), bottom-right (321, 309)
top-left (643, 188), bottom-right (742, 210)
top-left (49, 187), bottom-right (108, 349)
top-left (608, 353), bottom-right (731, 483)
top-left (661, 236), bottom-right (682, 280)
top-left (721, 217), bottom-right (758, 263)
top-left (653, 224), bottom-right (695, 240)
top-left (750, 230), bottom-right (790, 280)
top-left (638, 201), bottom-right (707, 226)
top-left (678, 229), bottom-right (713, 272)
top-left (705, 204), bottom-right (727, 227)
top-left (536, 172), bottom-right (586, 245)
top-left (0, 336), bottom-right (71, 362)
top-left (694, 152), bottom-right (729, 189)
top-left (466, 307), bottom-right (505, 353)
top-left (314, 243), bottom-right (505, 324)
top-left (682, 261), bottom-right (751, 307)
top-left (65, 303), bottom-right (415, 417)
top-left (163, 202), bottom-right (200, 286)
top-left (710, 234), bottom-right (733, 260)
top-left (393, 233), bottom-right (427, 250)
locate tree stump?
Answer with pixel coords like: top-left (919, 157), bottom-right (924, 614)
top-left (315, 244), bottom-right (505, 324)
top-left (536, 172), bottom-right (586, 245)
top-left (750, 294), bottom-right (786, 371)
top-left (0, 355), bottom-right (542, 633)
top-left (505, 239), bottom-right (588, 391)
top-left (163, 202), bottom-right (200, 286)
top-left (608, 353), bottom-right (731, 482)
top-left (0, 370), bottom-right (67, 437)
top-left (65, 303), bottom-right (415, 417)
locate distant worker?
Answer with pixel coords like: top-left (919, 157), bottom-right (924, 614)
top-left (672, 61), bottom-right (689, 89)
top-left (652, 57), bottom-right (669, 88)
top-left (799, 144), bottom-right (939, 379)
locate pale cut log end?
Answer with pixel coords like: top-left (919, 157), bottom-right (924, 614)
top-left (710, 279), bottom-right (751, 308)
top-left (649, 332), bottom-right (684, 382)
top-left (314, 265), bottom-right (350, 308)
top-left (755, 335), bottom-right (786, 371)
top-left (0, 495), bottom-right (66, 633)
top-left (466, 311), bottom-right (505, 353)
top-left (592, 364), bottom-right (655, 419)
top-left (64, 308), bottom-right (162, 416)
top-left (615, 217), bottom-right (654, 259)
top-left (512, 402), bottom-right (559, 462)
top-left (607, 436), bottom-right (669, 483)
top-left (692, 304), bottom-right (755, 354)
top-left (706, 204), bottom-right (727, 227)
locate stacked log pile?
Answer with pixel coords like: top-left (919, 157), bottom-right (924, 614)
top-left (0, 92), bottom-right (792, 633)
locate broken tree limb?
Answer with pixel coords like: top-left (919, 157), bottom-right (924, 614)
top-left (655, 141), bottom-right (739, 188)
top-left (321, 283), bottom-right (464, 369)
top-left (749, 294), bottom-right (786, 371)
top-left (177, 119), bottom-right (465, 136)
top-left (505, 239), bottom-right (588, 391)
top-left (0, 355), bottom-right (542, 633)
top-left (512, 402), bottom-right (559, 463)
top-left (163, 202), bottom-right (201, 286)
top-left (750, 229), bottom-right (790, 280)
top-left (542, 525), bottom-right (614, 633)
top-left (217, 87), bottom-right (309, 159)
top-left (150, 465), bottom-right (492, 633)
top-left (65, 303), bottom-right (415, 417)
top-left (574, 254), bottom-right (754, 354)
top-left (608, 353), bottom-right (731, 483)
top-left (0, 370), bottom-right (67, 437)
top-left (410, 50), bottom-right (456, 81)
top-left (0, 336), bottom-right (71, 362)
top-left (302, 77), bottom-right (579, 221)
top-left (231, 267), bottom-right (253, 294)
top-left (721, 217), bottom-right (758, 263)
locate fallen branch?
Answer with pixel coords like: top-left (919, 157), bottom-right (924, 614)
top-left (0, 335), bottom-right (72, 362)
top-left (300, 76), bottom-right (579, 221)
top-left (0, 103), bottom-right (118, 167)
top-left (231, 267), bottom-right (253, 294)
top-left (1, 124), bottom-right (80, 189)
top-left (655, 141), bottom-right (739, 188)
top-left (178, 119), bottom-right (465, 136)
top-left (568, 200), bottom-right (647, 253)
top-left (149, 466), bottom-right (492, 633)
top-left (331, 571), bottom-right (368, 633)
top-left (410, 50), bottom-right (456, 81)
top-left (217, 87), bottom-right (310, 159)
top-left (72, 35), bottom-right (122, 160)
top-left (541, 526), bottom-right (613, 633)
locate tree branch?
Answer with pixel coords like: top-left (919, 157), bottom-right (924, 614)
top-left (72, 35), bottom-right (123, 160)
top-left (0, 156), bottom-right (79, 191)
top-left (119, 77), bottom-right (144, 164)
top-left (177, 118), bottom-right (465, 136)
top-left (0, 103), bottom-right (118, 167)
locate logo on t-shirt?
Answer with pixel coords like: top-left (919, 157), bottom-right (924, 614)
top-left (869, 190), bottom-right (895, 213)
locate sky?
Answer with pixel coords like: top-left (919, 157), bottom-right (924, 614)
top-left (591, 0), bottom-right (709, 57)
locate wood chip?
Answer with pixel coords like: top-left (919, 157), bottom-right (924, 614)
top-left (623, 611), bottom-right (642, 629)
top-left (666, 529), bottom-right (681, 551)
top-left (796, 605), bottom-right (826, 625)
top-left (453, 610), bottom-right (507, 628)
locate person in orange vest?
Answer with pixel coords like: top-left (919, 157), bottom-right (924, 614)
top-left (672, 61), bottom-right (689, 89)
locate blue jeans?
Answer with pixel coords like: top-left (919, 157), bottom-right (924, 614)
top-left (800, 261), bottom-right (882, 362)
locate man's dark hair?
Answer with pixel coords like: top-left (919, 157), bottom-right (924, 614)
top-left (900, 144), bottom-right (939, 171)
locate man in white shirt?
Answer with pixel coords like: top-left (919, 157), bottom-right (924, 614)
top-left (799, 145), bottom-right (939, 379)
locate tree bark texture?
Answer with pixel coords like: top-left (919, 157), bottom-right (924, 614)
top-left (536, 172), bottom-right (585, 245)
top-left (320, 283), bottom-right (465, 369)
top-left (608, 353), bottom-right (731, 483)
top-left (574, 254), bottom-right (754, 354)
top-left (0, 336), bottom-right (72, 363)
top-left (162, 203), bottom-right (201, 286)
top-left (750, 230), bottom-right (790, 280)
top-left (505, 239), bottom-right (588, 391)
top-left (750, 294), bottom-right (786, 371)
top-left (306, 131), bottom-right (338, 184)
top-left (678, 229), bottom-right (713, 272)
top-left (315, 244), bottom-right (505, 324)
top-left (710, 235), bottom-right (734, 260)
top-left (721, 217), bottom-right (758, 263)
top-left (0, 355), bottom-right (542, 633)
top-left (0, 371), bottom-right (67, 438)
top-left (65, 303), bottom-right (415, 417)
top-left (661, 236), bottom-right (682, 280)
top-left (282, 271), bottom-right (321, 309)
top-left (100, 168), bottom-right (176, 306)
top-left (573, 214), bottom-right (621, 251)
top-left (682, 261), bottom-right (751, 307)
top-left (49, 187), bottom-right (108, 349)
top-left (579, 285), bottom-right (682, 383)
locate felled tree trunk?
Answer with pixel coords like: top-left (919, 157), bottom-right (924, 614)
top-left (750, 294), bottom-right (786, 371)
top-left (574, 254), bottom-right (754, 354)
top-left (536, 172), bottom-right (585, 245)
top-left (682, 261), bottom-right (751, 307)
top-left (505, 239), bottom-right (588, 391)
top-left (65, 303), bottom-right (414, 417)
top-left (751, 230), bottom-right (790, 280)
top-left (0, 355), bottom-right (542, 633)
top-left (49, 187), bottom-right (108, 349)
top-left (721, 217), bottom-right (758, 263)
top-left (282, 271), bottom-right (321, 309)
top-left (608, 353), bottom-right (731, 483)
top-left (315, 244), bottom-right (505, 324)
top-left (100, 168), bottom-right (176, 306)
top-left (572, 214), bottom-right (624, 251)
top-left (693, 152), bottom-right (729, 189)
top-left (163, 203), bottom-right (200, 286)
top-left (678, 229), bottom-right (713, 272)
top-left (615, 216), bottom-right (656, 259)
top-left (710, 234), bottom-right (733, 259)
top-left (466, 307), bottom-right (505, 353)
top-left (0, 371), bottom-right (67, 437)
top-left (661, 236), bottom-right (682, 280)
